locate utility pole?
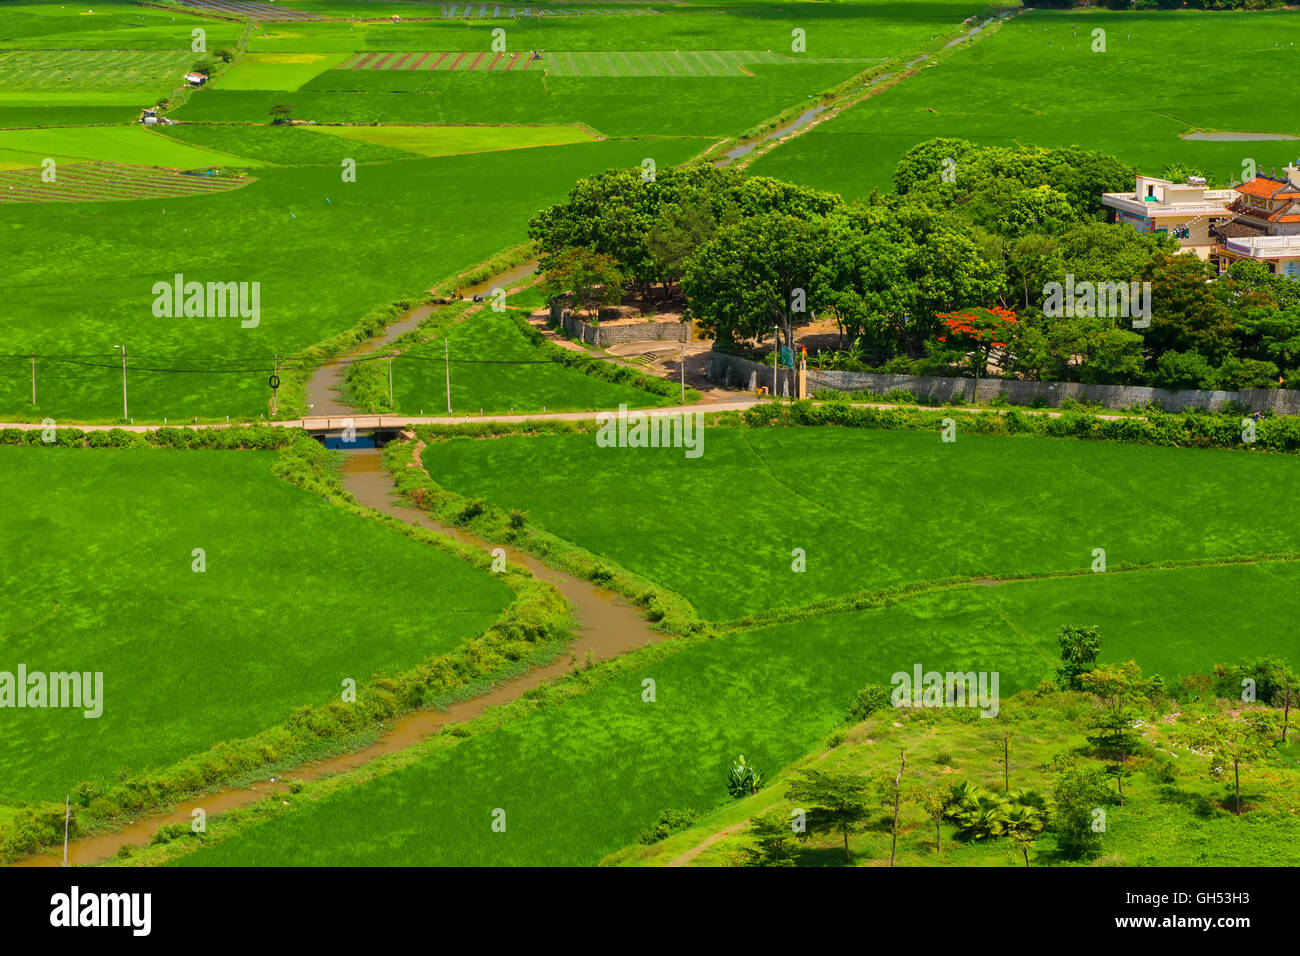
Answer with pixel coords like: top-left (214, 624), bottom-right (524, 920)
top-left (63, 794), bottom-right (69, 867)
top-left (31, 354), bottom-right (35, 405)
top-left (679, 343), bottom-right (685, 403)
top-left (772, 324), bottom-right (778, 397)
top-left (116, 345), bottom-right (128, 422)
top-left (388, 354), bottom-right (394, 407)
top-left (1003, 733), bottom-right (1010, 793)
top-left (271, 354), bottom-right (278, 417)
top-left (889, 750), bottom-right (906, 868)
top-left (444, 339), bottom-right (452, 414)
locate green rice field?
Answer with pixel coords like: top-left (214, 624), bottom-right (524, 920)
top-left (169, 556), bottom-right (1300, 866)
top-left (753, 8), bottom-right (1300, 195)
top-left (0, 445), bottom-right (512, 805)
top-left (419, 426), bottom-right (1300, 619)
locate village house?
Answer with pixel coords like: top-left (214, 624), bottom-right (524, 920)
top-left (1212, 164), bottom-right (1300, 278)
top-left (1100, 174), bottom-right (1236, 259)
top-left (1104, 163), bottom-right (1300, 278)
top-left (184, 71), bottom-right (207, 86)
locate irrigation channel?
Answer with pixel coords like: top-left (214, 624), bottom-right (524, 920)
top-left (16, 260), bottom-right (665, 867)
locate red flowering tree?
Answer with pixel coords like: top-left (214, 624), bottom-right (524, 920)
top-left (935, 305), bottom-right (1018, 395)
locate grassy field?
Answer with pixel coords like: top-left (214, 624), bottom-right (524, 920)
top-left (167, 0), bottom-right (979, 137)
top-left (0, 162), bottom-right (252, 203)
top-left (0, 445), bottom-right (513, 805)
top-left (176, 71), bottom-right (856, 136)
top-left (305, 121), bottom-right (596, 156)
top-left (240, 2), bottom-right (980, 57)
top-left (753, 8), bottom-right (1300, 196)
top-left (419, 426), bottom-right (1300, 620)
top-left (0, 2), bottom-right (242, 52)
top-left (0, 126), bottom-right (263, 169)
top-left (157, 122), bottom-right (417, 165)
top-left (354, 307), bottom-right (679, 413)
top-left (540, 50), bottom-right (877, 77)
top-left (0, 50), bottom-right (196, 94)
top-left (159, 556), bottom-right (1298, 866)
top-left (613, 697), bottom-right (1300, 867)
top-left (0, 137), bottom-right (705, 423)
top-left (214, 52), bottom-right (351, 91)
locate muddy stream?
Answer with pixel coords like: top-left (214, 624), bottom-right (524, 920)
top-left (16, 259), bottom-right (662, 867)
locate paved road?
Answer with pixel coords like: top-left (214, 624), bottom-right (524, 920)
top-left (0, 398), bottom-right (761, 433)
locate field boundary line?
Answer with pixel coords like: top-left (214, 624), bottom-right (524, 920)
top-left (710, 550), bottom-right (1300, 635)
top-left (717, 6), bottom-right (1022, 171)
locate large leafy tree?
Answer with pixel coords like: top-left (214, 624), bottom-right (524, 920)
top-left (529, 164), bottom-right (746, 293)
top-left (814, 211), bottom-right (916, 358)
top-left (1048, 221), bottom-right (1174, 288)
top-left (964, 181), bottom-right (1079, 241)
top-left (1139, 252), bottom-right (1236, 367)
top-left (644, 187), bottom-right (739, 297)
top-left (537, 248), bottom-right (625, 317)
top-left (901, 216), bottom-right (1006, 340)
top-left (1057, 625), bottom-right (1102, 691)
top-left (784, 769), bottom-right (871, 862)
top-left (682, 212), bottom-right (830, 352)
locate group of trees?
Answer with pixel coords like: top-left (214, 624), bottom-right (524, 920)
top-left (530, 139), bottom-right (1300, 392)
top-left (725, 627), bottom-right (1295, 867)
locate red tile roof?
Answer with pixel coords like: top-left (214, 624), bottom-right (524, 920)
top-left (1236, 176), bottom-right (1287, 199)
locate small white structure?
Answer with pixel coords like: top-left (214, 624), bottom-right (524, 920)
top-left (184, 72), bottom-right (207, 86)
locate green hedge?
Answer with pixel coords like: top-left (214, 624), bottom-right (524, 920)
top-left (0, 425), bottom-right (297, 449)
top-left (743, 400), bottom-right (1300, 454)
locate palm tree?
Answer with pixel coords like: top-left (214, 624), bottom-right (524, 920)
top-left (1002, 792), bottom-right (1048, 866)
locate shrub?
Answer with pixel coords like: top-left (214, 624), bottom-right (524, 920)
top-left (637, 808), bottom-right (701, 844)
top-left (726, 754), bottom-right (763, 798)
top-left (844, 683), bottom-right (893, 724)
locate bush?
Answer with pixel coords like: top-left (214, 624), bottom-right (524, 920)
top-left (844, 683), bottom-right (893, 724)
top-left (637, 808), bottom-right (701, 844)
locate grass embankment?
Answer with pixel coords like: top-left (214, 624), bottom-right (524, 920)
top-left (609, 691), bottom-right (1300, 867)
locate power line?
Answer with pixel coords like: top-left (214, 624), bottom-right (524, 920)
top-left (0, 350), bottom-right (624, 376)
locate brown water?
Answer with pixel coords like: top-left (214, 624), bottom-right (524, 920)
top-left (15, 444), bottom-right (659, 867)
top-left (304, 259), bottom-right (538, 417)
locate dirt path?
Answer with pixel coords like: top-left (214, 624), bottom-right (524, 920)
top-left (725, 7), bottom-right (1022, 171)
top-left (668, 820), bottom-right (749, 867)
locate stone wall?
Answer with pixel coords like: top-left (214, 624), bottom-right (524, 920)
top-left (706, 351), bottom-right (1300, 415)
top-left (551, 305), bottom-right (687, 347)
